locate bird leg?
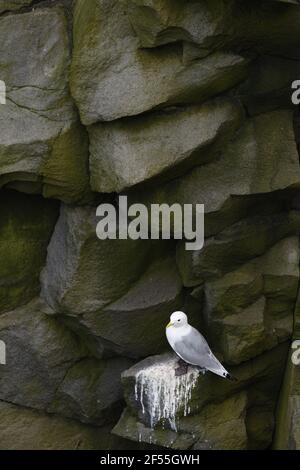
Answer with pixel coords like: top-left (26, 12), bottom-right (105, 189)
top-left (175, 358), bottom-right (189, 377)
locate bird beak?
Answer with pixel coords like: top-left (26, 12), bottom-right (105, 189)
top-left (166, 321), bottom-right (173, 328)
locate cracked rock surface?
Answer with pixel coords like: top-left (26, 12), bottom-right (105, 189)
top-left (1, 0), bottom-right (300, 450)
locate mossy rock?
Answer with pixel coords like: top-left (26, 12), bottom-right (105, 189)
top-left (203, 237), bottom-right (298, 364)
top-left (0, 191), bottom-right (58, 313)
top-left (0, 0), bottom-right (32, 14)
top-left (127, 0), bottom-right (300, 59)
top-left (236, 55), bottom-right (300, 115)
top-left (115, 344), bottom-right (288, 449)
top-left (89, 98), bottom-right (243, 193)
top-left (127, 110), bottom-right (300, 237)
top-left (0, 8), bottom-right (91, 203)
top-left (70, 0), bottom-right (249, 124)
top-left (0, 401), bottom-right (137, 450)
top-left (41, 204), bottom-right (184, 358)
top-left (177, 211), bottom-right (300, 287)
top-left (274, 347), bottom-right (300, 449)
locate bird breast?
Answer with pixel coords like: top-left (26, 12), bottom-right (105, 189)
top-left (166, 324), bottom-right (192, 349)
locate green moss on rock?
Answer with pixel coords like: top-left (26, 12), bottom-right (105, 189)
top-left (0, 191), bottom-right (58, 313)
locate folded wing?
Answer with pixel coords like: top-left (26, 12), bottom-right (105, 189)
top-left (174, 327), bottom-right (229, 378)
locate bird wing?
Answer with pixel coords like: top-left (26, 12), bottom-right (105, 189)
top-left (173, 327), bottom-right (229, 378)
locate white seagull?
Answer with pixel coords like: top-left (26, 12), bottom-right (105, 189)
top-left (166, 311), bottom-right (237, 381)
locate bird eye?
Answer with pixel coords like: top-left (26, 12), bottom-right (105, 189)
top-left (178, 319), bottom-right (180, 322)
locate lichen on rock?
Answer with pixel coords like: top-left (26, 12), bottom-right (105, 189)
top-left (0, 7), bottom-right (91, 203)
top-left (1, 0), bottom-right (300, 451)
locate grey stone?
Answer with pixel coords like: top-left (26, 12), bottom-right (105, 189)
top-left (121, 344), bottom-right (288, 422)
top-left (247, 408), bottom-right (275, 450)
top-left (1, 0), bottom-right (300, 451)
top-left (0, 298), bottom-right (134, 426)
top-left (127, 0), bottom-right (300, 59)
top-left (41, 204), bottom-right (183, 358)
top-left (113, 408), bottom-right (198, 450)
top-left (203, 237), bottom-right (299, 364)
top-left (236, 55), bottom-right (300, 115)
top-left (0, 190), bottom-right (58, 314)
top-left (0, 8), bottom-right (90, 203)
top-left (274, 348), bottom-right (300, 449)
top-left (0, 401), bottom-right (135, 450)
top-left (176, 211), bottom-right (300, 287)
top-left (0, 0), bottom-right (32, 14)
top-left (114, 344), bottom-right (288, 448)
top-left (70, 0), bottom-right (249, 124)
top-left (114, 393), bottom-right (249, 449)
top-left (127, 110), bottom-right (300, 237)
top-left (81, 256), bottom-right (184, 358)
top-left (89, 98), bottom-right (243, 193)
top-left (126, 0), bottom-right (231, 50)
top-left (48, 357), bottom-right (133, 425)
top-left (41, 204), bottom-right (157, 316)
top-left (0, 298), bottom-right (87, 411)
top-left (182, 392), bottom-right (248, 450)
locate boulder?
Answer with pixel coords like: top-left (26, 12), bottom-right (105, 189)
top-left (0, 0), bottom-right (32, 13)
top-left (0, 401), bottom-right (135, 450)
top-left (247, 408), bottom-right (275, 450)
top-left (0, 298), bottom-right (133, 425)
top-left (127, 0), bottom-right (300, 59)
top-left (0, 0), bottom-right (299, 452)
top-left (274, 348), bottom-right (300, 449)
top-left (89, 98), bottom-right (243, 193)
top-left (126, 0), bottom-right (231, 50)
top-left (113, 408), bottom-right (196, 450)
top-left (127, 110), bottom-right (300, 236)
top-left (114, 393), bottom-right (248, 450)
top-left (48, 357), bottom-right (133, 425)
top-left (113, 344), bottom-right (288, 448)
top-left (121, 345), bottom-right (288, 420)
top-left (230, 0), bottom-right (300, 59)
top-left (180, 392), bottom-right (248, 450)
top-left (176, 211), bottom-right (300, 287)
top-left (203, 237), bottom-right (299, 364)
top-left (70, 0), bottom-right (249, 124)
top-left (41, 204), bottom-right (157, 315)
top-left (236, 55), bottom-right (300, 115)
top-left (81, 256), bottom-right (184, 358)
top-left (0, 298), bottom-right (87, 411)
top-left (0, 190), bottom-right (58, 314)
top-left (41, 204), bottom-right (184, 358)
top-left (0, 8), bottom-right (90, 203)
top-left (121, 354), bottom-right (200, 427)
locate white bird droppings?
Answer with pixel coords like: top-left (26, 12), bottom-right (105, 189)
top-left (134, 357), bottom-right (199, 431)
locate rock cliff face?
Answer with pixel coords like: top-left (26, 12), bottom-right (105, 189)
top-left (0, 0), bottom-right (300, 450)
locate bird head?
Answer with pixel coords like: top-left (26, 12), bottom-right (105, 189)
top-left (166, 311), bottom-right (188, 329)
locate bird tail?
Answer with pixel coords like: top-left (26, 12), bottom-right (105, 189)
top-left (206, 364), bottom-right (238, 381)
top-left (205, 352), bottom-right (238, 381)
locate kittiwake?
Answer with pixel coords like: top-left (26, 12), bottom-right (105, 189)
top-left (166, 311), bottom-right (237, 381)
